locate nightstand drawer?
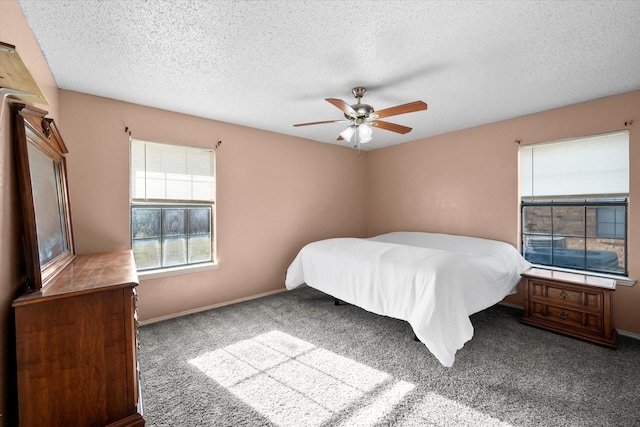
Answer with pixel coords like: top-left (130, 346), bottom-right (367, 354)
top-left (530, 280), bottom-right (603, 310)
top-left (530, 302), bottom-right (603, 334)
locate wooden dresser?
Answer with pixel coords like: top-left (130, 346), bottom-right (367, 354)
top-left (521, 268), bottom-right (618, 348)
top-left (13, 250), bottom-right (144, 427)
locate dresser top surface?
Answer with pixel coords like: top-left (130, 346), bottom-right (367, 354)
top-left (14, 250), bottom-right (139, 306)
top-left (522, 267), bottom-right (616, 290)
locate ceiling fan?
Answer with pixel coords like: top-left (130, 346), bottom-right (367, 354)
top-left (293, 87), bottom-right (427, 146)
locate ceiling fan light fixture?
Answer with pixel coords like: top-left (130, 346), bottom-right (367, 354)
top-left (358, 124), bottom-right (373, 143)
top-left (293, 87), bottom-right (427, 148)
top-left (340, 125), bottom-right (356, 142)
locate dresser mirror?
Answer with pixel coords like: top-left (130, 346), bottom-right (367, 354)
top-left (12, 103), bottom-right (75, 291)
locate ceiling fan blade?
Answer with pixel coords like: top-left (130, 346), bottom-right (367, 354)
top-left (293, 119), bottom-right (350, 127)
top-left (372, 101), bottom-right (427, 119)
top-left (371, 120), bottom-right (413, 134)
top-left (325, 98), bottom-right (356, 117)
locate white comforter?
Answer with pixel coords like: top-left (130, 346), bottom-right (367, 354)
top-left (285, 232), bottom-right (531, 367)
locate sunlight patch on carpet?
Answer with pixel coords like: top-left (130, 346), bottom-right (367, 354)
top-left (398, 391), bottom-right (514, 427)
top-left (338, 379), bottom-right (415, 426)
top-left (188, 330), bottom-right (414, 427)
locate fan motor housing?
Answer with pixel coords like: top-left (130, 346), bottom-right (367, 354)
top-left (346, 103), bottom-right (374, 120)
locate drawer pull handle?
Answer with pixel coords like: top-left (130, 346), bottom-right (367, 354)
top-left (559, 310), bottom-right (568, 319)
top-left (560, 291), bottom-right (568, 300)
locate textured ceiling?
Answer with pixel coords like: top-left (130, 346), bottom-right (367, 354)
top-left (17, 0), bottom-right (640, 151)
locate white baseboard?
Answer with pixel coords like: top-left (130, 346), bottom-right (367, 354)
top-left (618, 330), bottom-right (640, 340)
top-left (138, 288), bottom-right (287, 326)
top-left (498, 301), bottom-right (523, 310)
top-left (497, 302), bottom-right (640, 340)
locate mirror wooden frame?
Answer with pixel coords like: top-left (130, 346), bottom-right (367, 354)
top-left (12, 103), bottom-right (75, 291)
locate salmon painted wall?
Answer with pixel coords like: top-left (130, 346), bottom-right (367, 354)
top-left (366, 90), bottom-right (640, 334)
top-left (0, 0), bottom-right (60, 424)
top-left (58, 90), bottom-right (368, 322)
top-left (2, 11), bottom-right (640, 427)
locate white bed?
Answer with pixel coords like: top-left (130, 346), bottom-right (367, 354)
top-left (285, 231), bottom-right (531, 367)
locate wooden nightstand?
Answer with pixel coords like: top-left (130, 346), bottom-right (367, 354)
top-left (520, 268), bottom-right (618, 348)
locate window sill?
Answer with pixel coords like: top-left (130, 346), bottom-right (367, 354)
top-left (137, 262), bottom-right (219, 280)
top-left (528, 264), bottom-right (635, 287)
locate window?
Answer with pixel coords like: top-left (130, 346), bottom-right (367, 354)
top-left (596, 206), bottom-right (626, 239)
top-left (519, 131), bottom-right (629, 276)
top-left (130, 138), bottom-right (216, 271)
top-left (521, 200), bottom-right (627, 275)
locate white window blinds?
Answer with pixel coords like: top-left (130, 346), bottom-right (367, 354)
top-left (131, 138), bottom-right (215, 202)
top-left (520, 130), bottom-right (629, 199)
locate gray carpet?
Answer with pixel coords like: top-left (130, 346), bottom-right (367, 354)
top-left (138, 286), bottom-right (640, 426)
